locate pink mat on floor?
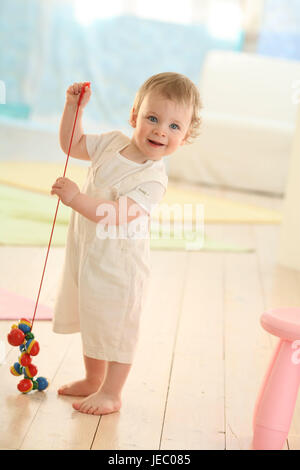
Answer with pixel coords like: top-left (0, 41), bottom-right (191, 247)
top-left (0, 288), bottom-right (52, 321)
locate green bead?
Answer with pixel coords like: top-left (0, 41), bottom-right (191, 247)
top-left (25, 332), bottom-right (34, 340)
top-left (32, 381), bottom-right (38, 390)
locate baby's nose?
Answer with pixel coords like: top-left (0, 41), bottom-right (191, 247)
top-left (154, 126), bottom-right (167, 137)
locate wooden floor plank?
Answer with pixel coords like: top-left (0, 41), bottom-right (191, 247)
top-left (223, 225), bottom-right (271, 450)
top-left (160, 251), bottom-right (225, 450)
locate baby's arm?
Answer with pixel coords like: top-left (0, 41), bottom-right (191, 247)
top-left (59, 82), bottom-right (91, 161)
top-left (51, 177), bottom-right (118, 223)
top-left (70, 193), bottom-right (119, 225)
top-left (51, 178), bottom-right (148, 225)
top-left (69, 194), bottom-right (148, 226)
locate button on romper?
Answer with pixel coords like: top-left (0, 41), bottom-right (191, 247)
top-left (52, 131), bottom-right (168, 364)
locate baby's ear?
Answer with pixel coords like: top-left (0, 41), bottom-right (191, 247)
top-left (129, 107), bottom-right (137, 128)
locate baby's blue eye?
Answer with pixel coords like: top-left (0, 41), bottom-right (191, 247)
top-left (148, 116), bottom-right (158, 123)
top-left (170, 123), bottom-right (179, 130)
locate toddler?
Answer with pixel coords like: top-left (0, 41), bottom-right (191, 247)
top-left (51, 72), bottom-right (202, 415)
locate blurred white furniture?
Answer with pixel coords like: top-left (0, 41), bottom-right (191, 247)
top-left (169, 51), bottom-right (300, 195)
top-left (279, 105), bottom-right (300, 270)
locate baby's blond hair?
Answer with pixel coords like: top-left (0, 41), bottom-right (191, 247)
top-left (131, 72), bottom-right (202, 142)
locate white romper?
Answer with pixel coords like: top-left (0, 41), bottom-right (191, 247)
top-left (52, 130), bottom-right (168, 363)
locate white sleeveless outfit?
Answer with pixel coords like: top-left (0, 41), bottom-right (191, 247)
top-left (52, 130), bottom-right (168, 363)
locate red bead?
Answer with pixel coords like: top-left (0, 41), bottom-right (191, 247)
top-left (25, 363), bottom-right (38, 378)
top-left (19, 352), bottom-right (32, 366)
top-left (7, 328), bottom-right (25, 346)
top-left (28, 340), bottom-right (40, 356)
top-left (17, 378), bottom-right (33, 393)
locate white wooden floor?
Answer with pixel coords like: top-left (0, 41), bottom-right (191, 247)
top-left (1, 184), bottom-right (300, 450)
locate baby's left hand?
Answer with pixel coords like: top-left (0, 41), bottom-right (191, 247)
top-left (51, 177), bottom-right (80, 206)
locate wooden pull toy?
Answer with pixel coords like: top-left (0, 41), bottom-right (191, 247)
top-left (7, 318), bottom-right (49, 393)
top-left (6, 82), bottom-right (90, 394)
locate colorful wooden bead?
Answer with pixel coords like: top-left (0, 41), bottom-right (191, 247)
top-left (19, 352), bottom-right (32, 366)
top-left (25, 332), bottom-right (34, 341)
top-left (7, 327), bottom-right (25, 346)
top-left (10, 362), bottom-right (23, 376)
top-left (24, 364), bottom-right (38, 379)
top-left (36, 377), bottom-right (49, 391)
top-left (18, 318), bottom-right (32, 334)
top-left (17, 378), bottom-right (33, 393)
top-left (25, 338), bottom-right (40, 356)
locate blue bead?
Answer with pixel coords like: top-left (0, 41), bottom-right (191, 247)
top-left (18, 323), bottom-right (31, 334)
top-left (36, 377), bottom-right (48, 391)
top-left (14, 362), bottom-right (23, 375)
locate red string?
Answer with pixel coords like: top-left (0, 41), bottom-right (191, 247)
top-left (30, 82), bottom-right (90, 331)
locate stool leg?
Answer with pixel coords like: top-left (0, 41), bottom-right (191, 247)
top-left (252, 340), bottom-right (300, 450)
top-left (252, 339), bottom-right (283, 430)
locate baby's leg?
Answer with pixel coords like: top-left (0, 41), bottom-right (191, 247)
top-left (58, 355), bottom-right (107, 396)
top-left (72, 361), bottom-right (131, 415)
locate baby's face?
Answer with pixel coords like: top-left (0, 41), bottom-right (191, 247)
top-left (131, 91), bottom-right (192, 160)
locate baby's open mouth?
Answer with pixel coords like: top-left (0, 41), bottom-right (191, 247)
top-left (148, 139), bottom-right (164, 147)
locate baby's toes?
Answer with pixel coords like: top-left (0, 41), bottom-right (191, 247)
top-left (72, 401), bottom-right (81, 411)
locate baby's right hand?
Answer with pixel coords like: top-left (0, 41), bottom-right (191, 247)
top-left (66, 82), bottom-right (91, 108)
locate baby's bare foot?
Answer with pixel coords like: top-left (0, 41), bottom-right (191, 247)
top-left (58, 378), bottom-right (102, 397)
top-left (72, 390), bottom-right (121, 415)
